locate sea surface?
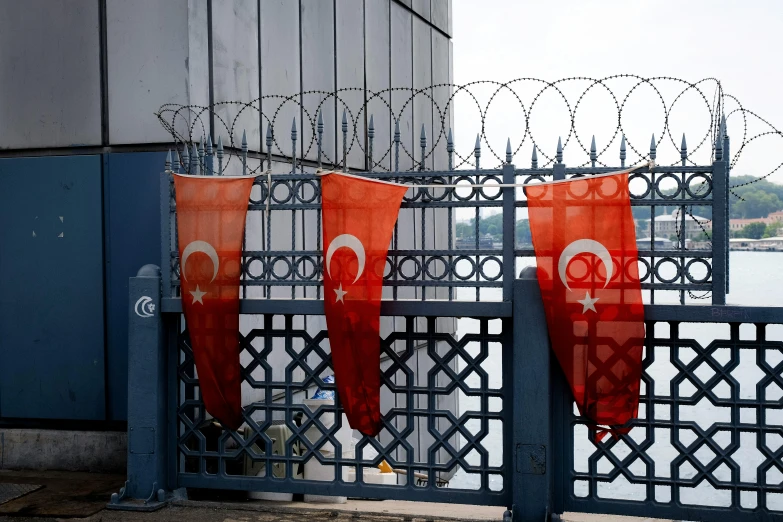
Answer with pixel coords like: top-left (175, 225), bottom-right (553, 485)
top-left (449, 251), bottom-right (783, 511)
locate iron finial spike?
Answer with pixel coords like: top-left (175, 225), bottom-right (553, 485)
top-left (721, 113), bottom-right (727, 137)
top-left (291, 117), bottom-right (297, 140)
top-left (266, 123), bottom-right (273, 144)
top-left (649, 134), bottom-right (657, 160)
top-left (474, 134), bottom-right (481, 151)
top-left (506, 138), bottom-right (512, 164)
top-left (556, 137), bottom-right (563, 163)
top-left (217, 136), bottom-right (224, 174)
top-left (192, 143), bottom-right (199, 174)
top-left (531, 144), bottom-right (538, 168)
top-left (368, 114), bottom-right (374, 136)
top-left (420, 124), bottom-right (426, 147)
top-left (165, 149), bottom-right (172, 170)
top-left (241, 130), bottom-right (247, 148)
top-left (394, 119), bottom-right (400, 142)
top-left (681, 133), bottom-right (687, 151)
top-left (447, 128), bottom-right (453, 151)
top-left (590, 135), bottom-right (596, 166)
top-left (206, 135), bottom-right (212, 153)
top-left (590, 135), bottom-right (596, 153)
top-left (342, 108), bottom-right (348, 132)
top-left (620, 134), bottom-right (626, 167)
top-left (318, 109), bottom-right (324, 130)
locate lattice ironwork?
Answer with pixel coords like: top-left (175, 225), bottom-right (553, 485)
top-left (557, 312), bottom-right (783, 521)
top-left (173, 313), bottom-right (509, 505)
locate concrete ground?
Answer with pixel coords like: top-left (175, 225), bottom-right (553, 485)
top-left (0, 470), bottom-right (675, 522)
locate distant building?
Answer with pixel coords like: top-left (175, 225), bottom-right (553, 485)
top-left (649, 209), bottom-right (712, 239)
top-left (730, 210), bottom-right (783, 231)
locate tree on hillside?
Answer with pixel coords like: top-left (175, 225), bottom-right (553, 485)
top-left (731, 190), bottom-right (782, 219)
top-left (764, 220), bottom-right (783, 238)
top-left (455, 214), bottom-right (532, 243)
top-left (735, 222), bottom-right (767, 239)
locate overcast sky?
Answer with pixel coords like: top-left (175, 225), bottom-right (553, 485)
top-left (451, 0), bottom-right (783, 185)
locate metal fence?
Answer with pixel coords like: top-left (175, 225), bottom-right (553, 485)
top-left (160, 115), bottom-right (729, 307)
top-left (118, 82), bottom-right (783, 522)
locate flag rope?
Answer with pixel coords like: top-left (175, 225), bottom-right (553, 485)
top-left (311, 160), bottom-right (655, 189)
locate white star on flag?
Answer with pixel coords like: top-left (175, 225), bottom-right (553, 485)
top-left (190, 285), bottom-right (207, 305)
top-left (334, 283), bottom-right (348, 303)
top-left (577, 291), bottom-right (599, 314)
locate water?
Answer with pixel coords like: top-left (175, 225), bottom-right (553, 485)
top-left (448, 252), bottom-right (783, 509)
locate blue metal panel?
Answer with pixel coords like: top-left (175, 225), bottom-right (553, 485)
top-left (105, 152), bottom-right (164, 421)
top-left (0, 155), bottom-right (105, 420)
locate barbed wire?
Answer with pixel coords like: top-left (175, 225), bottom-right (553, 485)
top-left (155, 75), bottom-right (783, 192)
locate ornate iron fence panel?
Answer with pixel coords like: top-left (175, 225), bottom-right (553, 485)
top-left (553, 306), bottom-right (783, 521)
top-left (170, 310), bottom-right (511, 505)
top-left (160, 126), bottom-right (729, 306)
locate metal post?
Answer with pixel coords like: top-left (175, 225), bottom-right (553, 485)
top-left (511, 269), bottom-right (553, 521)
top-left (553, 137), bottom-right (565, 181)
top-left (712, 157), bottom-right (728, 305)
top-left (108, 264), bottom-right (167, 511)
top-left (502, 163), bottom-right (515, 302)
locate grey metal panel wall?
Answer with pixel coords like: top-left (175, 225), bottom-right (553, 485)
top-left (106, 0), bottom-right (199, 144)
top-left (412, 0), bottom-right (431, 21)
top-left (365, 0), bottom-right (392, 172)
top-left (336, 0), bottom-right (366, 170)
top-left (260, 0), bottom-right (300, 157)
top-left (431, 0), bottom-right (448, 34)
top-left (390, 2), bottom-right (414, 171)
top-left (211, 0), bottom-right (261, 151)
top-left (0, 0), bottom-right (101, 149)
top-left (0, 156), bottom-right (105, 420)
top-left (300, 0), bottom-right (336, 164)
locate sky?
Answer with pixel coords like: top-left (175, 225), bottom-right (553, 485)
top-left (451, 0), bottom-right (783, 185)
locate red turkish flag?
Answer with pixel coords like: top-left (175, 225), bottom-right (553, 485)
top-left (173, 173), bottom-right (255, 431)
top-left (526, 172), bottom-right (645, 438)
top-left (321, 172), bottom-right (407, 436)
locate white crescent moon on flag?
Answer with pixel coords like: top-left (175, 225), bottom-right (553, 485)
top-left (181, 240), bottom-right (220, 283)
top-left (557, 239), bottom-right (613, 292)
top-left (325, 234), bottom-right (366, 284)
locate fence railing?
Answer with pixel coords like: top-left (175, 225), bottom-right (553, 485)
top-left (113, 80), bottom-right (783, 520)
top-left (160, 115), bottom-right (730, 307)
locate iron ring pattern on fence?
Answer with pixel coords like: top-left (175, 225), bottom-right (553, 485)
top-left (175, 314), bottom-right (509, 503)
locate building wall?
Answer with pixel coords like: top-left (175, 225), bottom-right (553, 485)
top-left (0, 0), bottom-right (453, 429)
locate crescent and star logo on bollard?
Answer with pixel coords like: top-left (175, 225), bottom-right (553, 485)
top-left (134, 296), bottom-right (155, 318)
